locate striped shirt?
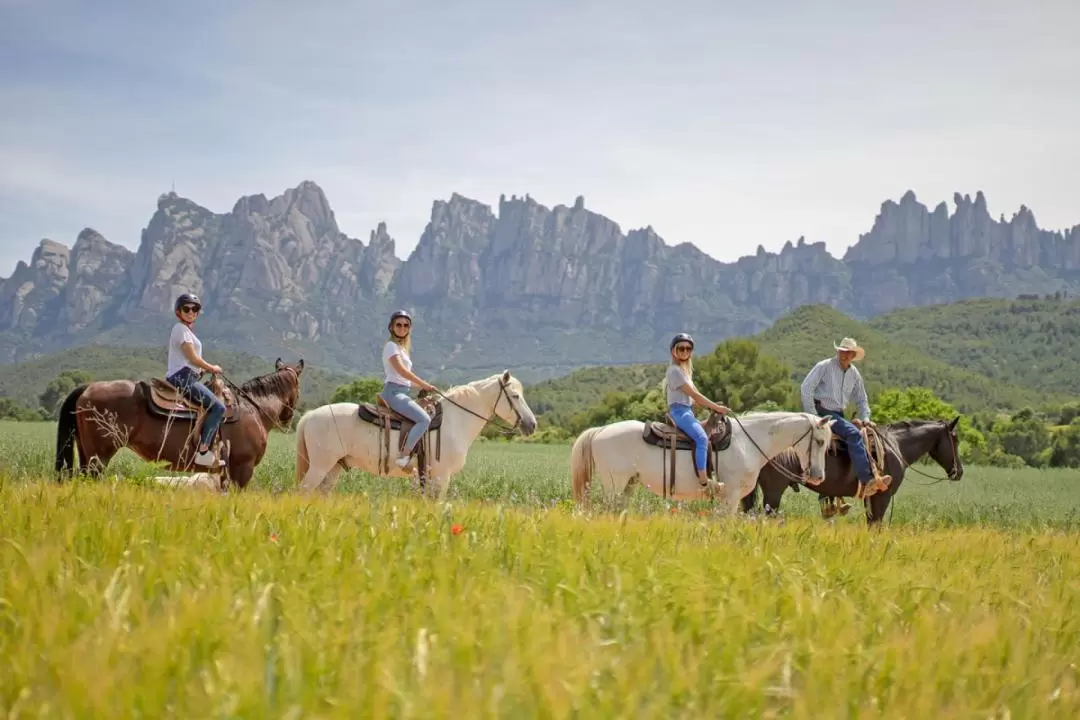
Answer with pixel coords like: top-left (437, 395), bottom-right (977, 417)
top-left (800, 356), bottom-right (871, 421)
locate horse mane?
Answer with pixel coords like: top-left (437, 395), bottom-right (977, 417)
top-left (441, 373), bottom-right (517, 402)
top-left (886, 418), bottom-right (949, 431)
top-left (239, 369), bottom-right (297, 400)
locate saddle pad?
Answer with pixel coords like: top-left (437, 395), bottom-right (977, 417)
top-left (357, 400), bottom-right (443, 431)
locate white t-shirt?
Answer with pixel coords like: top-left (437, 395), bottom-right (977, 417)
top-left (382, 341), bottom-right (412, 386)
top-left (167, 322), bottom-right (202, 377)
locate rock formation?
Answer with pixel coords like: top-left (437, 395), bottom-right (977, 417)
top-left (1, 182), bottom-right (1077, 379)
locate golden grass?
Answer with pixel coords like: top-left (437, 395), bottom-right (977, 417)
top-left (2, 480), bottom-right (1079, 718)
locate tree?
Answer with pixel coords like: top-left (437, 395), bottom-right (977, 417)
top-left (330, 377), bottom-right (382, 405)
top-left (1049, 419), bottom-right (1080, 468)
top-left (39, 370), bottom-right (92, 419)
top-left (692, 339), bottom-right (793, 412)
top-left (992, 409), bottom-right (1050, 466)
top-left (870, 387), bottom-right (986, 460)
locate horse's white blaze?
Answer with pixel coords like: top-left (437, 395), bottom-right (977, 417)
top-left (294, 372), bottom-right (536, 500)
top-left (571, 411), bottom-right (832, 514)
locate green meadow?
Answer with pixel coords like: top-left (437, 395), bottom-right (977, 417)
top-left (2, 421), bottom-right (1080, 717)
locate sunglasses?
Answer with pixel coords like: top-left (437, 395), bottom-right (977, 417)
top-left (393, 321), bottom-right (411, 329)
top-left (674, 345), bottom-right (692, 353)
top-left (180, 305), bottom-right (200, 314)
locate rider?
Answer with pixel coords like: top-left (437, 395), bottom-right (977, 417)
top-left (800, 337), bottom-right (890, 498)
top-left (165, 293), bottom-right (226, 467)
top-left (664, 333), bottom-right (730, 485)
top-left (380, 309), bottom-right (439, 469)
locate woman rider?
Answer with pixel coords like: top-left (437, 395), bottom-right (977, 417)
top-left (665, 333), bottom-right (729, 484)
top-left (165, 293), bottom-right (226, 467)
top-left (380, 309), bottom-right (439, 469)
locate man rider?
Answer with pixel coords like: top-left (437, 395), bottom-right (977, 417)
top-left (800, 337), bottom-right (890, 500)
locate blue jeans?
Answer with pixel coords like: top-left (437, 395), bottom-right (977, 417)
top-left (669, 403), bottom-right (708, 473)
top-left (167, 367), bottom-right (226, 449)
top-left (380, 382), bottom-right (431, 454)
top-left (818, 409), bottom-right (872, 483)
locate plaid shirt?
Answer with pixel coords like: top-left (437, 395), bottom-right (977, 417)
top-left (800, 356), bottom-right (871, 421)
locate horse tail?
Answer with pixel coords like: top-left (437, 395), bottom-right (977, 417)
top-left (55, 384), bottom-right (89, 477)
top-left (294, 410), bottom-right (311, 486)
top-left (570, 427), bottom-right (602, 504)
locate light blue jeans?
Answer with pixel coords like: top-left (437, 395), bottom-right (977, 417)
top-left (167, 366), bottom-right (226, 449)
top-left (380, 381), bottom-right (431, 454)
top-left (669, 403), bottom-right (708, 473)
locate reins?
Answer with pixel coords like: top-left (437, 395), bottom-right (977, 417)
top-left (729, 413), bottom-right (820, 487)
top-left (430, 379), bottom-right (523, 437)
top-left (873, 422), bottom-right (958, 485)
top-left (218, 367), bottom-right (299, 433)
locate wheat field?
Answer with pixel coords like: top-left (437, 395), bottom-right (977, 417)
top-left (2, 421), bottom-right (1079, 717)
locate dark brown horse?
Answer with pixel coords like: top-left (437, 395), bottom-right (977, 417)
top-left (55, 358), bottom-right (304, 489)
top-left (740, 418), bottom-right (964, 525)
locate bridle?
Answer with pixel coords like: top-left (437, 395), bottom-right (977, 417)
top-left (217, 366), bottom-right (301, 433)
top-left (878, 421), bottom-right (962, 485)
top-left (432, 377), bottom-right (524, 437)
top-left (730, 413), bottom-right (827, 487)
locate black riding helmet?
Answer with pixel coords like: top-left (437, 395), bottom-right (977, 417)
top-left (388, 309), bottom-right (413, 331)
top-left (175, 293), bottom-right (202, 313)
top-left (670, 333), bottom-right (694, 351)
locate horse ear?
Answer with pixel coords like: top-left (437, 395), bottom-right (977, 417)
top-left (949, 416), bottom-right (959, 430)
top-left (816, 416), bottom-right (830, 428)
top-left (297, 358), bottom-right (305, 372)
top-left (275, 357), bottom-right (284, 370)
top-left (502, 369), bottom-right (511, 382)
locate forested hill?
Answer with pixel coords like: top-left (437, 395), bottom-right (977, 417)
top-left (529, 297), bottom-right (1074, 424)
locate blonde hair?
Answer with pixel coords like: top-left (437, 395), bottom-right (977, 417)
top-left (388, 331), bottom-right (412, 355)
top-left (662, 353), bottom-right (693, 395)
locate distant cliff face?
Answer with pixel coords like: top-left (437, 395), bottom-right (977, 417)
top-left (1, 182), bottom-right (1077, 381)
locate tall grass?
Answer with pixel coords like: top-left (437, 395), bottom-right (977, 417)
top-left (1, 421), bottom-right (1079, 715)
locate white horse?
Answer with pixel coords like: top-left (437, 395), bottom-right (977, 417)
top-left (294, 370), bottom-right (537, 499)
top-left (570, 411), bottom-right (833, 514)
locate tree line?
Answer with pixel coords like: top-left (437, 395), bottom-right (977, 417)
top-left (9, 343), bottom-right (1080, 469)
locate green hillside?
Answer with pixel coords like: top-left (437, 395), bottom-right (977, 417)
top-left (527, 363), bottom-right (666, 427)
top-left (753, 305), bottom-right (1052, 411)
top-left (867, 297), bottom-right (1080, 396)
top-left (527, 302), bottom-right (1068, 423)
top-left (0, 345), bottom-right (352, 412)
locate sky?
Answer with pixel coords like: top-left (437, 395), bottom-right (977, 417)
top-left (1, 0), bottom-right (1078, 276)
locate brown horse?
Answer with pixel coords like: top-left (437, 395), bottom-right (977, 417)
top-left (54, 358), bottom-right (304, 489)
top-left (740, 418), bottom-right (964, 526)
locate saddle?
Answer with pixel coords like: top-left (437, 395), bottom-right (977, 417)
top-left (356, 394), bottom-right (443, 483)
top-left (641, 412), bottom-right (732, 497)
top-left (142, 377), bottom-right (238, 424)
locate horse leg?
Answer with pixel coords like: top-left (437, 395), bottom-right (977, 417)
top-left (314, 464), bottom-right (344, 495)
top-left (299, 456), bottom-right (339, 494)
top-left (229, 462), bottom-right (255, 491)
top-left (75, 417), bottom-right (122, 479)
top-left (761, 482), bottom-right (787, 516)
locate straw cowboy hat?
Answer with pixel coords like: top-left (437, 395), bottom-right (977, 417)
top-left (833, 337), bottom-right (865, 362)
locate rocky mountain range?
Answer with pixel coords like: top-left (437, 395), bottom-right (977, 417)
top-left (1, 182), bottom-right (1078, 382)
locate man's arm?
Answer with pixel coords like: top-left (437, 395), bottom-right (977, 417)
top-left (800, 361), bottom-right (826, 415)
top-left (853, 369), bottom-right (871, 422)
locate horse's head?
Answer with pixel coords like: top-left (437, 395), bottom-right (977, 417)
top-left (806, 415), bottom-right (834, 483)
top-left (271, 357), bottom-right (305, 426)
top-left (928, 416), bottom-right (964, 481)
top-left (492, 370), bottom-right (537, 436)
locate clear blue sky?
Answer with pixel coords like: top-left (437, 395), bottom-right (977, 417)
top-left (1, 0), bottom-right (1077, 276)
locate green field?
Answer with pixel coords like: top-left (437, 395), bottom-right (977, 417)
top-left (2, 421), bottom-right (1080, 716)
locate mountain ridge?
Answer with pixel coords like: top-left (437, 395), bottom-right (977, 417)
top-left (2, 181), bottom-right (1078, 382)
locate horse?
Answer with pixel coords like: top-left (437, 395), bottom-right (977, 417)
top-left (294, 370), bottom-right (537, 499)
top-left (54, 358), bottom-right (304, 489)
top-left (569, 410), bottom-right (834, 514)
top-left (740, 417), bottom-right (964, 525)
